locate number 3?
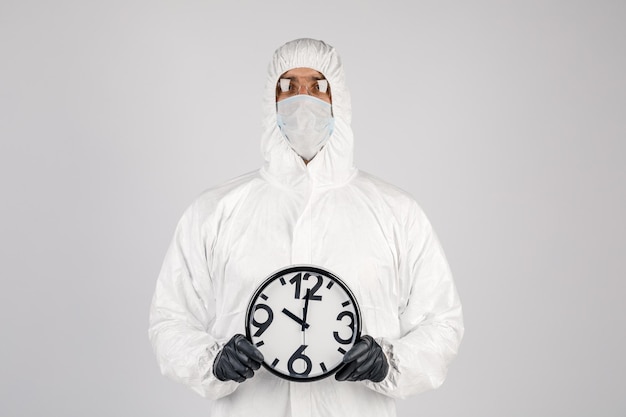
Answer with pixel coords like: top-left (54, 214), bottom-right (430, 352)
top-left (333, 311), bottom-right (355, 344)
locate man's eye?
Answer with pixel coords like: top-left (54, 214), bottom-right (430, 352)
top-left (279, 79), bottom-right (291, 93)
top-left (317, 79), bottom-right (328, 93)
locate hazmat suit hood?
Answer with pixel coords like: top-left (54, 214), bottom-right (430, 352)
top-left (261, 38), bottom-right (356, 187)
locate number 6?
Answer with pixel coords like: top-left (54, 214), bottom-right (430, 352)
top-left (287, 345), bottom-right (312, 377)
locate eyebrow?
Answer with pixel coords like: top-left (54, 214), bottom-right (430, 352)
top-left (279, 75), bottom-right (327, 81)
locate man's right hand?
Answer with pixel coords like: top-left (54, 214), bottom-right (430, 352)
top-left (213, 334), bottom-right (264, 383)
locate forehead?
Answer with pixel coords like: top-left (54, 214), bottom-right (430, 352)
top-left (279, 67), bottom-right (326, 80)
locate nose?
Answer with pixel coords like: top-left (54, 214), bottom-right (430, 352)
top-left (297, 84), bottom-right (308, 95)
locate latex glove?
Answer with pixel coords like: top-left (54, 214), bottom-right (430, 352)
top-left (213, 334), bottom-right (264, 383)
top-left (335, 335), bottom-right (389, 382)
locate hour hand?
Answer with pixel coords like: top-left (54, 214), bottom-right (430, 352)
top-left (281, 308), bottom-right (310, 330)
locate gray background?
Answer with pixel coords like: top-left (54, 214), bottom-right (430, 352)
top-left (1, 1), bottom-right (624, 416)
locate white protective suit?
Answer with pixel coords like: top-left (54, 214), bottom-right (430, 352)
top-left (149, 38), bottom-right (464, 417)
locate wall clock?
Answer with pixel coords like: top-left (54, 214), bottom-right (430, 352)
top-left (245, 265), bottom-right (362, 382)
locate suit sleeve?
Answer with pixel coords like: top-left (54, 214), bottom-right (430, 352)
top-left (148, 203), bottom-right (239, 399)
top-left (364, 203), bottom-right (464, 399)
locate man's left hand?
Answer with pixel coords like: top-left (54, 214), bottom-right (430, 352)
top-left (335, 335), bottom-right (389, 382)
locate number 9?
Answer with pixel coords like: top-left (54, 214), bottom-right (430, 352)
top-left (252, 303), bottom-right (273, 337)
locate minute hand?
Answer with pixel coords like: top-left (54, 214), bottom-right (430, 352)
top-left (281, 308), bottom-right (310, 329)
top-left (301, 289), bottom-right (311, 331)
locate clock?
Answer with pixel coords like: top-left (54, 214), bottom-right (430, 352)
top-left (245, 265), bottom-right (362, 382)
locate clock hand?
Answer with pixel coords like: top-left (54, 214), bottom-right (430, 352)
top-left (281, 308), bottom-right (310, 329)
top-left (302, 289), bottom-right (311, 332)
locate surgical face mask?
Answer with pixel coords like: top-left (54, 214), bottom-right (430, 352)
top-left (276, 95), bottom-right (334, 161)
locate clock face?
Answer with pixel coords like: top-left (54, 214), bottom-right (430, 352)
top-left (245, 265), bottom-right (361, 382)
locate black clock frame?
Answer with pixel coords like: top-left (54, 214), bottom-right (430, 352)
top-left (245, 265), bottom-right (362, 382)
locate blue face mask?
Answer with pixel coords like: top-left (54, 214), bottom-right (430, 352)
top-left (276, 95), bottom-right (334, 161)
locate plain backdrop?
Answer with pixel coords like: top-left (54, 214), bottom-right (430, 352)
top-left (1, 1), bottom-right (625, 416)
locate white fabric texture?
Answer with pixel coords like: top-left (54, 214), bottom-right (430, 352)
top-left (148, 38), bottom-right (464, 417)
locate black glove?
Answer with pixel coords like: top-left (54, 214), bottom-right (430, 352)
top-left (213, 334), bottom-right (264, 383)
top-left (335, 335), bottom-right (389, 382)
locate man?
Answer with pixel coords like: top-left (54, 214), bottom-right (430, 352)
top-left (149, 38), bottom-right (463, 417)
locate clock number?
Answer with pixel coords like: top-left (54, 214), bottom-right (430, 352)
top-left (333, 311), bottom-right (355, 344)
top-left (252, 303), bottom-right (273, 337)
top-left (289, 273), bottom-right (323, 301)
top-left (289, 273), bottom-right (303, 299)
top-left (287, 345), bottom-right (312, 377)
top-left (308, 275), bottom-right (323, 301)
